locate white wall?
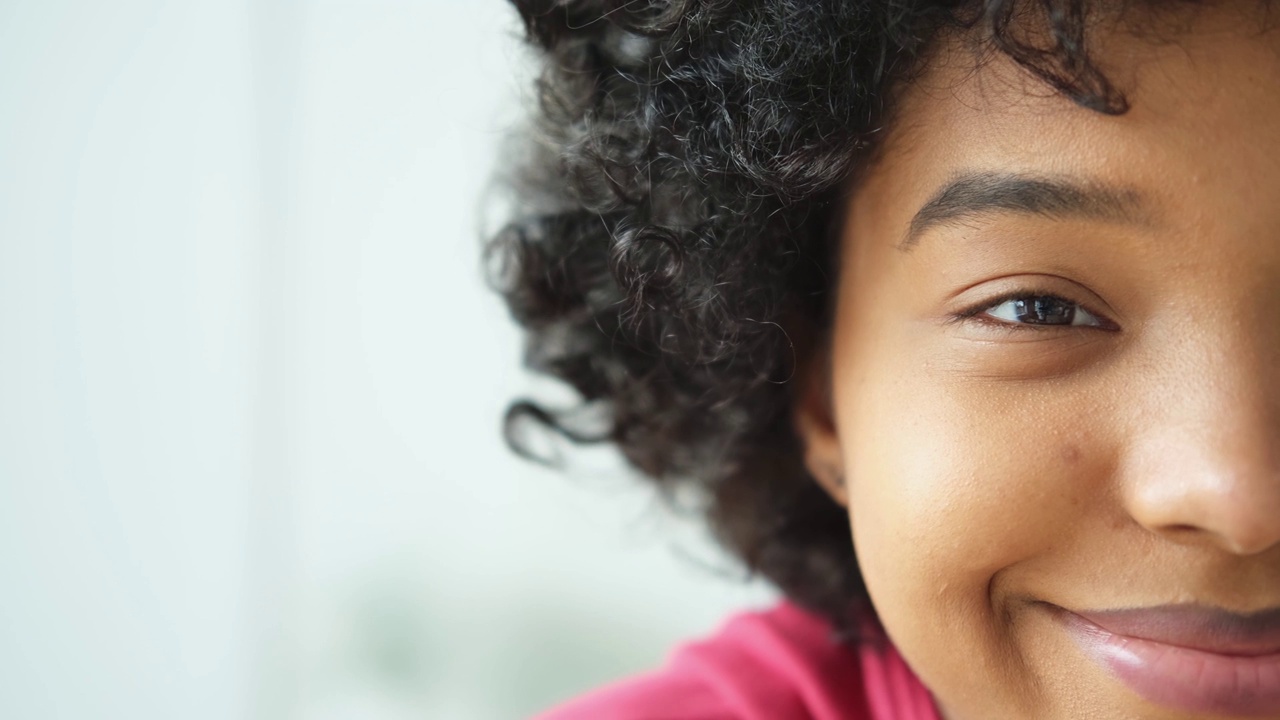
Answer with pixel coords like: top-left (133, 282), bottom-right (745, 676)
top-left (0, 2), bottom-right (776, 719)
top-left (0, 2), bottom-right (259, 718)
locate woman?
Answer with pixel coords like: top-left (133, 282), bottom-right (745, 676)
top-left (490, 1), bottom-right (1280, 717)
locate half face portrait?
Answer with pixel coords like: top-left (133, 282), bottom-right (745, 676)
top-left (498, 2), bottom-right (1280, 718)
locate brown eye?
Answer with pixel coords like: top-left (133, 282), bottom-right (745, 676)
top-left (982, 295), bottom-right (1104, 327)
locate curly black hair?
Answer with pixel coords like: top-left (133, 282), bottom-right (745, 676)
top-left (487, 0), bottom-right (1190, 633)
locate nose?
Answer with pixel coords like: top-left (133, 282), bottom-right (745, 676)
top-left (1120, 349), bottom-right (1280, 556)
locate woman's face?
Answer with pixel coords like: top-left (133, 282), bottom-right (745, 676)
top-left (798, 6), bottom-right (1280, 720)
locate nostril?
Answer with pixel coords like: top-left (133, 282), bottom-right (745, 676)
top-left (1148, 522), bottom-right (1221, 546)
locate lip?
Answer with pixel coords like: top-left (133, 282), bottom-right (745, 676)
top-left (1053, 603), bottom-right (1280, 717)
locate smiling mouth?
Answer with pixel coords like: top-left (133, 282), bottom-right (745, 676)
top-left (1049, 603), bottom-right (1280, 717)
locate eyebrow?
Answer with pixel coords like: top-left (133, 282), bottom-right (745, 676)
top-left (900, 171), bottom-right (1148, 250)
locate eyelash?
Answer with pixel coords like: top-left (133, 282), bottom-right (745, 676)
top-left (949, 289), bottom-right (1118, 332)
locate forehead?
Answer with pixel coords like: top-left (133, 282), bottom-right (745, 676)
top-left (854, 5), bottom-right (1280, 242)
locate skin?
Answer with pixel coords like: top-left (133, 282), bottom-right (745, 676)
top-left (795, 5), bottom-right (1280, 719)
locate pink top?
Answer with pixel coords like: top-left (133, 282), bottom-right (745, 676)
top-left (533, 603), bottom-right (941, 720)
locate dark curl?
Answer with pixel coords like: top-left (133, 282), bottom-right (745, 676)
top-left (488, 0), bottom-right (1148, 631)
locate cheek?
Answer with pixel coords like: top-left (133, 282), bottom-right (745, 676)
top-left (841, 375), bottom-right (1073, 589)
top-left (835, 357), bottom-right (1112, 703)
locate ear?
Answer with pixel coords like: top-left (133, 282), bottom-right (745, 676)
top-left (792, 338), bottom-right (847, 507)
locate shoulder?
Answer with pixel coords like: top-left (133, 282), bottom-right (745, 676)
top-left (532, 603), bottom-right (885, 720)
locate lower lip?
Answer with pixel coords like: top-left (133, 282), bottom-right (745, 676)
top-left (1057, 610), bottom-right (1280, 717)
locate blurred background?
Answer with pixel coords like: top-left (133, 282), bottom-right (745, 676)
top-left (0, 1), bottom-right (776, 718)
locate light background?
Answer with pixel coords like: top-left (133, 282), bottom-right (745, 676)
top-left (0, 1), bottom-right (777, 719)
